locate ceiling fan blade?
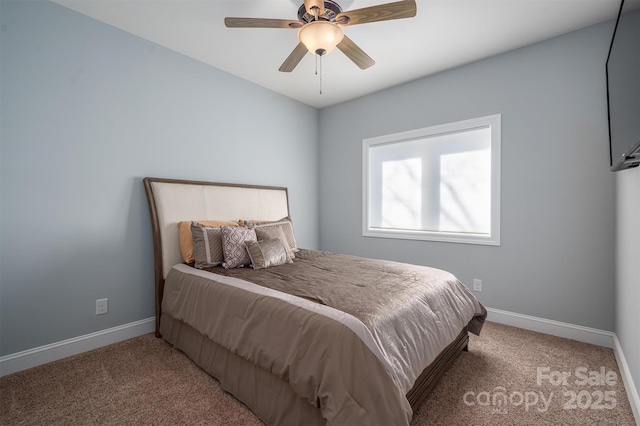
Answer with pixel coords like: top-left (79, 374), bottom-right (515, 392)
top-left (336, 0), bottom-right (416, 26)
top-left (224, 17), bottom-right (303, 29)
top-left (337, 36), bottom-right (375, 70)
top-left (279, 42), bottom-right (309, 72)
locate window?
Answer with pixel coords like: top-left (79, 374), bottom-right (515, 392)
top-left (363, 114), bottom-right (501, 245)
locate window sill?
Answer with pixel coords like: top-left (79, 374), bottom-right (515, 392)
top-left (363, 228), bottom-right (501, 246)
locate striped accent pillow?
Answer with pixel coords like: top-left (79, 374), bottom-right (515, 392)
top-left (191, 222), bottom-right (227, 269)
top-left (179, 220), bottom-right (238, 263)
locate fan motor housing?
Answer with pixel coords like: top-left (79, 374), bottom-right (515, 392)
top-left (297, 0), bottom-right (343, 23)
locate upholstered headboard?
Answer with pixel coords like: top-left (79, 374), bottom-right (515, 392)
top-left (143, 177), bottom-right (290, 336)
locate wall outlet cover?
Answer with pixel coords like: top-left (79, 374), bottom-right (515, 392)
top-left (96, 298), bottom-right (108, 315)
top-left (473, 279), bottom-right (482, 292)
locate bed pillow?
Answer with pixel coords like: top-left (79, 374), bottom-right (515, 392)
top-left (254, 225), bottom-right (295, 260)
top-left (178, 220), bottom-right (238, 263)
top-left (220, 226), bottom-right (257, 269)
top-left (190, 222), bottom-right (228, 269)
top-left (245, 218), bottom-right (299, 253)
top-left (238, 219), bottom-right (278, 227)
top-left (245, 239), bottom-right (293, 270)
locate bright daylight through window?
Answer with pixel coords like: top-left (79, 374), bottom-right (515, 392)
top-left (363, 114), bottom-right (501, 245)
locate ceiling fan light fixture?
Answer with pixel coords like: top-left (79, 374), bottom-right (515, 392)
top-left (298, 21), bottom-right (344, 56)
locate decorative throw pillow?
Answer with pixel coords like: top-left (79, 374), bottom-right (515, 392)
top-left (254, 225), bottom-right (295, 260)
top-left (190, 222), bottom-right (227, 269)
top-left (245, 239), bottom-right (292, 270)
top-left (245, 218), bottom-right (299, 253)
top-left (178, 220), bottom-right (238, 263)
top-left (220, 226), bottom-right (257, 269)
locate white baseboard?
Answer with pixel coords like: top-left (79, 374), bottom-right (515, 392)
top-left (613, 334), bottom-right (640, 425)
top-left (486, 307), bottom-right (614, 348)
top-left (0, 317), bottom-right (155, 377)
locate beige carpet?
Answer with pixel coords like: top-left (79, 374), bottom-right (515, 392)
top-left (1, 322), bottom-right (636, 425)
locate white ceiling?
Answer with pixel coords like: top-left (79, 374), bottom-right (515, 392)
top-left (52, 0), bottom-right (620, 109)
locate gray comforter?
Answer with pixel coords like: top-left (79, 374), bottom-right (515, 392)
top-left (161, 249), bottom-right (486, 425)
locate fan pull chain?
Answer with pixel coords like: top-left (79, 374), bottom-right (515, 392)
top-left (313, 54), bottom-right (323, 94)
top-left (319, 54), bottom-right (323, 95)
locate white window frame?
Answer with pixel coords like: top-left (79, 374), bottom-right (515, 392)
top-left (362, 114), bottom-right (501, 246)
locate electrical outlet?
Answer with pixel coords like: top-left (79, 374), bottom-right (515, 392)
top-left (96, 298), bottom-right (108, 315)
top-left (473, 279), bottom-right (482, 292)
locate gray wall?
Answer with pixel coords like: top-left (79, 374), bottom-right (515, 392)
top-left (616, 168), bottom-right (640, 402)
top-left (318, 21), bottom-right (616, 331)
top-left (0, 1), bottom-right (319, 356)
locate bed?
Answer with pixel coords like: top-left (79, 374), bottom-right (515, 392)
top-left (143, 177), bottom-right (486, 426)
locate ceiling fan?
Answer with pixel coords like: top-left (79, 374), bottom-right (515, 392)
top-left (225, 0), bottom-right (417, 73)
